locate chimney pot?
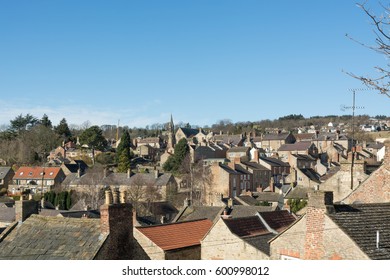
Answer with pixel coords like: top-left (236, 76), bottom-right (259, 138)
top-left (105, 189), bottom-right (113, 205)
top-left (120, 190), bottom-right (126, 204)
top-left (112, 189), bottom-right (119, 204)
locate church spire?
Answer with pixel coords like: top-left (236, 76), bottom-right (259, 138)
top-left (167, 114), bottom-right (176, 150)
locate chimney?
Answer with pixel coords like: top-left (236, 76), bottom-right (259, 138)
top-left (120, 190), bottom-right (126, 204)
top-left (15, 198), bottom-right (38, 223)
top-left (184, 198), bottom-right (191, 207)
top-left (304, 191), bottom-right (334, 260)
top-left (103, 168), bottom-right (108, 178)
top-left (77, 167), bottom-right (82, 178)
top-left (252, 149), bottom-right (259, 162)
top-left (383, 140), bottom-right (390, 167)
top-left (227, 198), bottom-right (234, 208)
top-left (99, 189), bottom-right (134, 259)
top-left (221, 209), bottom-right (232, 219)
top-left (154, 169), bottom-right (159, 179)
top-left (127, 168), bottom-right (131, 178)
top-left (112, 188), bottom-right (119, 204)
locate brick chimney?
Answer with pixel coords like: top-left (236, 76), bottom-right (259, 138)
top-left (304, 191), bottom-right (334, 260)
top-left (99, 189), bottom-right (133, 259)
top-left (15, 196), bottom-right (38, 223)
top-left (252, 148), bottom-right (259, 163)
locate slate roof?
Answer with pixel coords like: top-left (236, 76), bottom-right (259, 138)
top-left (0, 167), bottom-right (12, 180)
top-left (259, 210), bottom-right (297, 232)
top-left (294, 133), bottom-right (316, 141)
top-left (241, 161), bottom-right (269, 171)
top-left (136, 219), bottom-right (212, 251)
top-left (174, 206), bottom-right (224, 222)
top-left (285, 186), bottom-right (310, 200)
top-left (0, 206), bottom-right (15, 223)
top-left (178, 128), bottom-right (200, 138)
top-left (0, 215), bottom-right (107, 260)
top-left (291, 154), bottom-right (317, 161)
top-left (63, 160), bottom-right (88, 173)
top-left (259, 157), bottom-right (290, 167)
top-left (227, 147), bottom-right (250, 153)
top-left (213, 134), bottom-right (244, 146)
top-left (64, 172), bottom-right (173, 187)
top-left (227, 205), bottom-right (274, 218)
top-left (219, 164), bottom-right (240, 175)
top-left (278, 141), bottom-right (313, 152)
top-left (254, 192), bottom-right (281, 202)
top-left (262, 133), bottom-right (292, 141)
top-left (329, 203), bottom-right (390, 260)
top-left (222, 216), bottom-right (269, 237)
top-left (366, 142), bottom-right (385, 150)
top-left (299, 168), bottom-right (321, 183)
top-left (243, 233), bottom-right (276, 256)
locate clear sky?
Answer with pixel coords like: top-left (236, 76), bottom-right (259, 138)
top-left (0, 0), bottom-right (389, 128)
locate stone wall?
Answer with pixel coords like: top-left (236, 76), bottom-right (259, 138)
top-left (201, 218), bottom-right (270, 260)
top-left (343, 141), bottom-right (390, 204)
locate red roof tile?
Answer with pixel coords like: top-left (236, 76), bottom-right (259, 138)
top-left (259, 210), bottom-right (297, 232)
top-left (223, 216), bottom-right (269, 237)
top-left (136, 219), bottom-right (212, 251)
top-left (13, 167), bottom-right (62, 180)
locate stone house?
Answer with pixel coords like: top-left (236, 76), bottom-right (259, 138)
top-left (277, 141), bottom-right (318, 162)
top-left (135, 137), bottom-right (164, 149)
top-left (134, 219), bottom-right (212, 260)
top-left (259, 157), bottom-right (290, 188)
top-left (0, 167), bottom-right (15, 192)
top-left (193, 143), bottom-right (228, 163)
top-left (240, 161), bottom-right (271, 191)
top-left (201, 211), bottom-right (296, 260)
top-left (342, 141), bottom-right (390, 204)
top-left (270, 191), bottom-right (390, 260)
top-left (259, 132), bottom-right (296, 155)
top-left (10, 167), bottom-right (66, 195)
top-left (213, 133), bottom-right (245, 147)
top-left (0, 190), bottom-right (134, 260)
top-left (61, 160), bottom-right (88, 176)
top-left (175, 127), bottom-right (206, 145)
top-left (226, 146), bottom-right (251, 163)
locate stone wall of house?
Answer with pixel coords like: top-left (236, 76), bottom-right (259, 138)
top-left (201, 218), bottom-right (270, 260)
top-left (270, 191), bottom-right (369, 260)
top-left (343, 141), bottom-right (390, 204)
top-left (133, 228), bottom-right (165, 260)
top-left (208, 165), bottom-right (231, 206)
top-left (320, 160), bottom-right (367, 202)
top-left (165, 245), bottom-right (201, 260)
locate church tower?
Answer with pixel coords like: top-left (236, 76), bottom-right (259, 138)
top-left (167, 114), bottom-right (176, 150)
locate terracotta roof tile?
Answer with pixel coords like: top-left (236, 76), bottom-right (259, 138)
top-left (136, 219), bottom-right (212, 251)
top-left (223, 216), bottom-right (269, 237)
top-left (13, 167), bottom-right (62, 180)
top-left (259, 210), bottom-right (297, 232)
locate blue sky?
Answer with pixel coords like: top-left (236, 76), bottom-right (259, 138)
top-left (0, 0), bottom-right (389, 128)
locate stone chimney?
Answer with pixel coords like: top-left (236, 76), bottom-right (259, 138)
top-left (384, 140), bottom-right (390, 167)
top-left (184, 198), bottom-right (191, 207)
top-left (154, 169), bottom-right (159, 179)
top-left (304, 191), bottom-right (334, 260)
top-left (15, 197), bottom-right (39, 223)
top-left (252, 148), bottom-right (259, 162)
top-left (99, 189), bottom-right (134, 259)
top-left (127, 168), bottom-right (131, 179)
top-left (103, 168), bottom-right (108, 178)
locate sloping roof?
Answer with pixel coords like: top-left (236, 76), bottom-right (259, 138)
top-left (63, 160), bottom-right (88, 173)
top-left (259, 157), bottom-right (290, 167)
top-left (294, 133), bottom-right (316, 141)
top-left (0, 206), bottom-right (15, 222)
top-left (174, 206), bottom-right (224, 222)
top-left (278, 141), bottom-right (313, 152)
top-left (299, 168), bottom-right (321, 183)
top-left (259, 210), bottom-right (297, 232)
top-left (255, 192), bottom-right (281, 202)
top-left (329, 203), bottom-right (390, 260)
top-left (13, 167), bottom-right (62, 180)
top-left (222, 216), bottom-right (269, 237)
top-left (241, 161), bottom-right (269, 171)
top-left (366, 142), bottom-right (385, 150)
top-left (227, 147), bottom-right (250, 153)
top-left (136, 219), bottom-right (212, 251)
top-left (262, 133), bottom-right (292, 141)
top-left (0, 167), bottom-right (12, 180)
top-left (0, 215), bottom-right (107, 260)
top-left (285, 186), bottom-right (310, 200)
top-left (242, 233), bottom-right (276, 256)
top-left (213, 134), bottom-right (244, 146)
top-left (291, 154), bottom-right (317, 161)
top-left (219, 164), bottom-right (240, 175)
top-left (178, 128), bottom-right (200, 138)
top-left (228, 205), bottom-right (274, 218)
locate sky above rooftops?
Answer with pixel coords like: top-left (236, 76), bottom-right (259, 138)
top-left (0, 0), bottom-right (389, 128)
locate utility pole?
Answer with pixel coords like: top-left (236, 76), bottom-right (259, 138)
top-left (345, 88), bottom-right (368, 189)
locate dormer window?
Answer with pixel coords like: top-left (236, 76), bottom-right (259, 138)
top-left (28, 172), bottom-right (33, 176)
top-left (49, 172), bottom-right (54, 176)
top-left (20, 172), bottom-right (23, 175)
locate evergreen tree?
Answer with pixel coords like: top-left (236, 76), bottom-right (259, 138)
top-left (55, 118), bottom-right (72, 140)
top-left (66, 190), bottom-right (72, 210)
top-left (117, 149), bottom-right (132, 173)
top-left (79, 125), bottom-right (108, 165)
top-left (116, 130), bottom-right (131, 163)
top-left (40, 114), bottom-right (52, 128)
top-left (163, 138), bottom-right (189, 173)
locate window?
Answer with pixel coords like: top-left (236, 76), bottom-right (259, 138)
top-left (49, 172), bottom-right (54, 176)
top-left (28, 172), bottom-right (33, 176)
top-left (20, 172), bottom-right (23, 175)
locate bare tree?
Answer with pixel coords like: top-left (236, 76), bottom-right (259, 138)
top-left (346, 2), bottom-right (390, 97)
top-left (179, 155), bottom-right (213, 206)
